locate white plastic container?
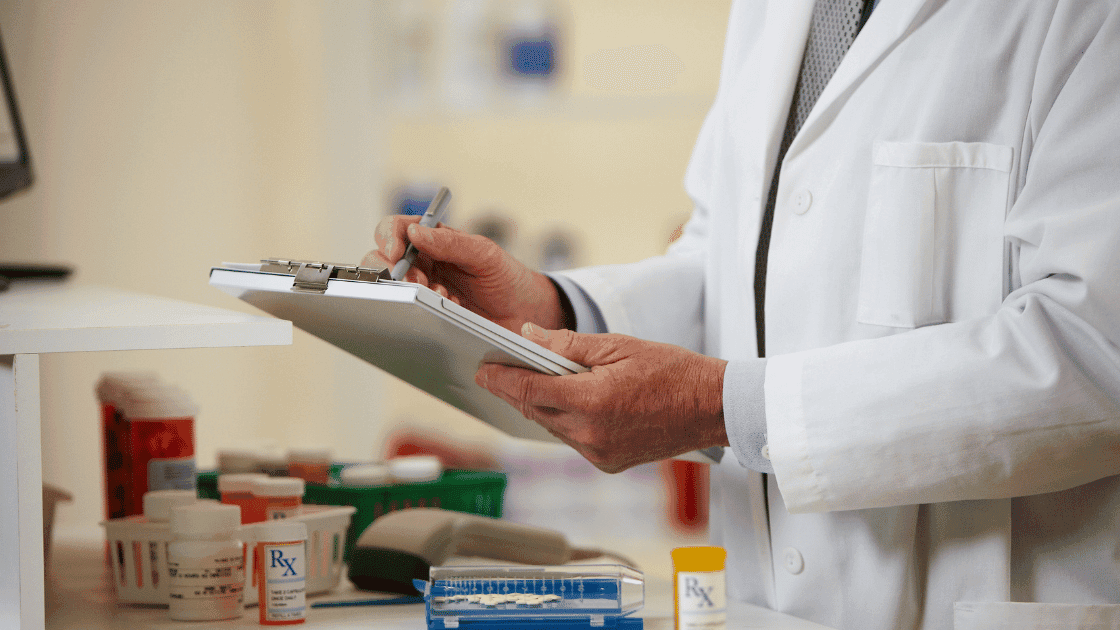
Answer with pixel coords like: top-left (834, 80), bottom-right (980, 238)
top-left (339, 463), bottom-right (391, 487)
top-left (255, 520), bottom-right (308, 625)
top-left (388, 455), bottom-right (443, 483)
top-left (102, 505), bottom-right (355, 606)
top-left (143, 489), bottom-right (199, 522)
top-left (167, 503), bottom-right (244, 621)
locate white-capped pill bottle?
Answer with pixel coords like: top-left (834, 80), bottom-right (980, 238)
top-left (248, 477), bottom-right (304, 523)
top-left (255, 520), bottom-right (308, 625)
top-left (143, 489), bottom-right (198, 523)
top-left (167, 503), bottom-right (244, 621)
top-left (218, 473), bottom-right (268, 524)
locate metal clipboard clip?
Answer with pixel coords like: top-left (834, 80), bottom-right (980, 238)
top-left (260, 258), bottom-right (392, 294)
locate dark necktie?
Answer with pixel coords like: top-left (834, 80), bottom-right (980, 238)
top-left (753, 0), bottom-right (874, 357)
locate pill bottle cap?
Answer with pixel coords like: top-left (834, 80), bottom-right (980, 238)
top-left (255, 448), bottom-right (289, 475)
top-left (287, 446), bottom-right (332, 463)
top-left (671, 546), bottom-right (727, 572)
top-left (218, 473), bottom-right (269, 494)
top-left (216, 447), bottom-right (262, 474)
top-left (117, 383), bottom-right (198, 420)
top-left (143, 489), bottom-right (198, 521)
top-left (339, 463), bottom-right (391, 487)
top-left (388, 455), bottom-right (443, 483)
top-left (250, 476), bottom-right (305, 497)
top-left (254, 520), bottom-right (308, 543)
top-left (95, 371), bottom-right (162, 404)
top-left (170, 503), bottom-right (240, 537)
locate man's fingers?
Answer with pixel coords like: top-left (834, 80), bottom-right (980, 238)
top-left (520, 323), bottom-right (628, 367)
top-left (476, 362), bottom-right (592, 417)
top-left (407, 224), bottom-right (501, 276)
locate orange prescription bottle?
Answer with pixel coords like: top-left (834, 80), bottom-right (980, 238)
top-left (247, 477), bottom-right (304, 523)
top-left (255, 520), bottom-right (308, 625)
top-left (218, 473), bottom-right (267, 524)
top-left (287, 447), bottom-right (332, 485)
top-left (671, 546), bottom-right (726, 630)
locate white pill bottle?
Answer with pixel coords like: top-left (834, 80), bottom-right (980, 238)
top-left (167, 502), bottom-right (245, 621)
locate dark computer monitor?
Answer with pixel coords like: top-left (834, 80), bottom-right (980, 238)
top-left (0, 30), bottom-right (31, 199)
top-left (0, 29), bottom-right (70, 287)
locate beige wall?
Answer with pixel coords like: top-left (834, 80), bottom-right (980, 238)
top-left (0, 0), bottom-right (729, 534)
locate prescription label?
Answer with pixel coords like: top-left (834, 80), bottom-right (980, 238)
top-left (676, 570), bottom-right (726, 630)
top-left (259, 541), bottom-right (306, 622)
top-left (148, 456), bottom-right (196, 492)
top-left (168, 553), bottom-right (245, 602)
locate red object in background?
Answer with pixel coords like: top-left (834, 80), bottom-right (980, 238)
top-left (383, 429), bottom-right (498, 471)
top-left (99, 375), bottom-right (198, 519)
top-left (123, 417), bottom-right (195, 517)
top-left (386, 428), bottom-right (710, 533)
top-left (664, 460), bottom-right (708, 534)
top-left (102, 401), bottom-right (130, 520)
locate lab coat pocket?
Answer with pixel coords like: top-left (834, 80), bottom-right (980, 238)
top-left (857, 141), bottom-right (1013, 328)
top-left (954, 602), bottom-right (1120, 630)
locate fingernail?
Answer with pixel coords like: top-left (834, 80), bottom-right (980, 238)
top-left (476, 369), bottom-right (488, 388)
top-left (522, 322), bottom-right (549, 340)
top-left (407, 224), bottom-right (420, 238)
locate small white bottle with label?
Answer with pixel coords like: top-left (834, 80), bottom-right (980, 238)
top-left (255, 520), bottom-right (308, 625)
top-left (167, 503), bottom-right (245, 621)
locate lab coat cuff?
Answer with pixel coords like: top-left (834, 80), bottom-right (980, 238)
top-left (547, 274), bottom-right (608, 334)
top-left (765, 352), bottom-right (830, 512)
top-left (722, 358), bottom-right (773, 474)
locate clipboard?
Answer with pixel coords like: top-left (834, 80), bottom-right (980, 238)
top-left (209, 259), bottom-right (588, 445)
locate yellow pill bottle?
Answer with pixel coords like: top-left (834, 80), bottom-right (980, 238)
top-left (671, 546), bottom-right (726, 630)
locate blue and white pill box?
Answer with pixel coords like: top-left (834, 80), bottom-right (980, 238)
top-left (415, 564), bottom-right (644, 630)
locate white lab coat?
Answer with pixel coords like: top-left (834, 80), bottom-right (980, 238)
top-left (559, 1), bottom-right (1120, 629)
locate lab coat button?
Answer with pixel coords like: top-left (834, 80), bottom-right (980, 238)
top-left (793, 189), bottom-right (812, 215)
top-left (760, 445), bottom-right (770, 460)
top-left (783, 547), bottom-right (804, 574)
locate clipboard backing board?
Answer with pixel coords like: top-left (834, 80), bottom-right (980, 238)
top-left (209, 263), bottom-right (584, 445)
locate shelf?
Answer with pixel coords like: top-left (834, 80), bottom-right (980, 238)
top-left (0, 282), bottom-right (291, 355)
top-left (1, 282), bottom-right (292, 630)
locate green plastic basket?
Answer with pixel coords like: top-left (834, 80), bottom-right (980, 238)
top-left (197, 468), bottom-right (507, 561)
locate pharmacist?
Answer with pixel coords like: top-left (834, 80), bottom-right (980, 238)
top-left (363, 1), bottom-right (1120, 629)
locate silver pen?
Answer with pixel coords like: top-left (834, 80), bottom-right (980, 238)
top-left (390, 187), bottom-right (452, 281)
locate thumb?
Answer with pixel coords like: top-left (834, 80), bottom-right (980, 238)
top-left (521, 322), bottom-right (623, 367)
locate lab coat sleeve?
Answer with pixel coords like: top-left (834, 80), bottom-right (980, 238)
top-left (548, 274), bottom-right (608, 334)
top-left (550, 211), bottom-right (707, 352)
top-left (767, 7), bottom-right (1120, 513)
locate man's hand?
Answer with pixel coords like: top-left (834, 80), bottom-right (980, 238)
top-left (476, 323), bottom-right (730, 473)
top-left (362, 215), bottom-right (566, 333)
